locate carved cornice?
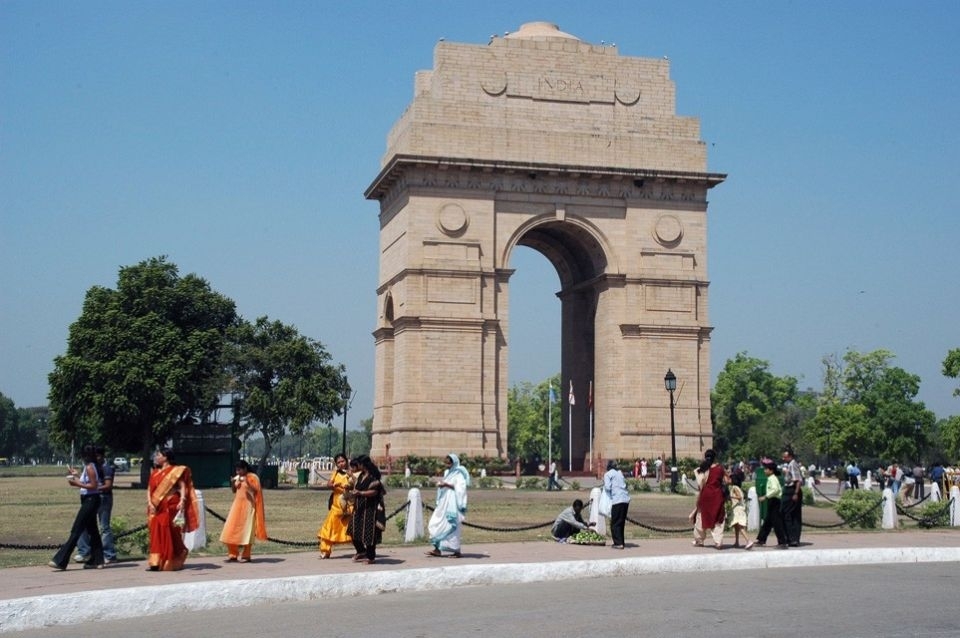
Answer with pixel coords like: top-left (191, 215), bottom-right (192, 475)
top-left (365, 155), bottom-right (726, 210)
top-left (620, 324), bottom-right (714, 339)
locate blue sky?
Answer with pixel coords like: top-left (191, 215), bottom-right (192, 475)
top-left (2, 1), bottom-right (958, 427)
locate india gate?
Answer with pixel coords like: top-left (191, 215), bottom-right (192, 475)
top-left (364, 22), bottom-right (725, 469)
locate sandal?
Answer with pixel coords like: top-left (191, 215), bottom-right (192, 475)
top-left (450, 552), bottom-right (462, 558)
top-left (425, 549), bottom-right (442, 557)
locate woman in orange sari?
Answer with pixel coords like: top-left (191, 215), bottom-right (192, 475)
top-left (220, 460), bottom-right (267, 562)
top-left (146, 447), bottom-right (199, 571)
top-left (317, 453), bottom-right (354, 558)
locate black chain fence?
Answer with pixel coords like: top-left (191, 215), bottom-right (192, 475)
top-left (3, 490), bottom-right (955, 552)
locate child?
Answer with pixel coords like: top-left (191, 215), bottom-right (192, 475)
top-left (728, 484), bottom-right (748, 547)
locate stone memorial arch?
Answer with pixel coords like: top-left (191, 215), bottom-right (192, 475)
top-left (365, 22), bottom-right (725, 469)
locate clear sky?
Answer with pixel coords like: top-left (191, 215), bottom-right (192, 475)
top-left (2, 1), bottom-right (958, 428)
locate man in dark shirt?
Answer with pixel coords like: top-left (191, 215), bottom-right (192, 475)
top-left (781, 447), bottom-right (804, 547)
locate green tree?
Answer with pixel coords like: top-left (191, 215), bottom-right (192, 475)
top-left (48, 257), bottom-right (237, 482)
top-left (807, 349), bottom-right (934, 463)
top-left (943, 348), bottom-right (960, 397)
top-left (0, 392), bottom-right (19, 459)
top-left (229, 316), bottom-right (347, 471)
top-left (17, 406), bottom-right (51, 462)
top-left (711, 352), bottom-right (799, 458)
top-left (937, 416), bottom-right (960, 462)
top-left (507, 374), bottom-right (560, 463)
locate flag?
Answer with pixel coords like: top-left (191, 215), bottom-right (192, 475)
top-left (568, 380), bottom-right (576, 406)
top-left (549, 384), bottom-right (557, 404)
top-left (588, 380), bottom-right (593, 409)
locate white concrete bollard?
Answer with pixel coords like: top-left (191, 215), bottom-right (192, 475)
top-left (404, 488), bottom-right (424, 542)
top-left (588, 486), bottom-right (607, 537)
top-left (746, 485), bottom-right (759, 531)
top-left (184, 490), bottom-right (207, 550)
top-left (951, 486), bottom-right (960, 527)
top-left (929, 481), bottom-right (941, 503)
top-left (881, 488), bottom-right (897, 529)
top-left (806, 477), bottom-right (816, 502)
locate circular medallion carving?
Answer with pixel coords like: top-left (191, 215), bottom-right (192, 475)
top-left (438, 203), bottom-right (469, 236)
top-left (654, 215), bottom-right (683, 245)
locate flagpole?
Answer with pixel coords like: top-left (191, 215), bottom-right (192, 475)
top-left (588, 380), bottom-right (593, 473)
top-left (567, 380), bottom-right (574, 473)
top-left (547, 382), bottom-right (552, 472)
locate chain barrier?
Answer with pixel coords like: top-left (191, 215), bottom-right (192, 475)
top-left (802, 495), bottom-right (887, 529)
top-left (627, 515), bottom-right (693, 534)
top-left (812, 484), bottom-right (842, 504)
top-left (4, 489), bottom-right (955, 552)
top-left (896, 497), bottom-right (954, 528)
top-left (897, 492), bottom-right (931, 509)
top-left (0, 522), bottom-right (150, 552)
top-left (422, 502), bottom-right (553, 532)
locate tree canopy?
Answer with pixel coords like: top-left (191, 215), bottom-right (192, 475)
top-left (47, 256), bottom-right (238, 478)
top-left (710, 352), bottom-right (800, 459)
top-left (804, 349), bottom-right (935, 464)
top-left (228, 316), bottom-right (347, 469)
top-left (507, 374), bottom-right (561, 463)
top-left (944, 348), bottom-right (960, 397)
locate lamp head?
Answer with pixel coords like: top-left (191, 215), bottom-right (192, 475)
top-left (664, 369), bottom-right (677, 392)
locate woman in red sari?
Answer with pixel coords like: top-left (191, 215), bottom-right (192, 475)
top-left (146, 447), bottom-right (199, 571)
top-left (693, 449), bottom-right (729, 549)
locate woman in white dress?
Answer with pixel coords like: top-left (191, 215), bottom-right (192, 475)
top-left (426, 453), bottom-right (470, 558)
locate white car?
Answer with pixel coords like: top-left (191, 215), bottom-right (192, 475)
top-left (113, 457), bottom-right (130, 472)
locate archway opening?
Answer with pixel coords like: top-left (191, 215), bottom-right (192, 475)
top-left (507, 220), bottom-right (607, 472)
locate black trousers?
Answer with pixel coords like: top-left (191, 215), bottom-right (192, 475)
top-left (609, 502), bottom-right (629, 547)
top-left (780, 490), bottom-right (803, 545)
top-left (913, 478), bottom-right (924, 500)
top-left (755, 497), bottom-right (786, 545)
top-left (52, 494), bottom-right (103, 568)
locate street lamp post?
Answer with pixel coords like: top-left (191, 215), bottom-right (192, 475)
top-left (664, 369), bottom-right (678, 492)
top-left (341, 378), bottom-right (352, 457)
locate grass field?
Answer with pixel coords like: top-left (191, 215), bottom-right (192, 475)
top-left (0, 466), bottom-right (848, 569)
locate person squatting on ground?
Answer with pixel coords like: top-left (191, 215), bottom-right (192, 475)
top-left (49, 444), bottom-right (105, 570)
top-left (781, 447), bottom-right (804, 546)
top-left (603, 460), bottom-right (630, 549)
top-left (348, 455), bottom-right (386, 565)
top-left (74, 445), bottom-right (116, 565)
top-left (746, 460), bottom-right (787, 550)
top-left (317, 453), bottom-right (354, 558)
top-left (427, 453), bottom-right (470, 558)
top-left (146, 447), bottom-right (199, 571)
top-left (219, 460), bottom-right (267, 562)
top-left (551, 499), bottom-right (594, 541)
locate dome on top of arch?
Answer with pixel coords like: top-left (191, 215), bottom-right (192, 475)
top-left (504, 22), bottom-right (580, 42)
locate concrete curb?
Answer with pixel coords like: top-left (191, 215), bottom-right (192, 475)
top-left (3, 546), bottom-right (960, 633)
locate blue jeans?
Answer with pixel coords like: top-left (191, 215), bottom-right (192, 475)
top-left (77, 494), bottom-right (116, 560)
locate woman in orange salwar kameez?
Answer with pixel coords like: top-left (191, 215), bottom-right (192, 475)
top-left (146, 448), bottom-right (199, 571)
top-left (317, 453), bottom-right (354, 558)
top-left (220, 460), bottom-right (267, 562)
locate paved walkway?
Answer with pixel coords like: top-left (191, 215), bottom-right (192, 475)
top-left (2, 529), bottom-right (959, 633)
